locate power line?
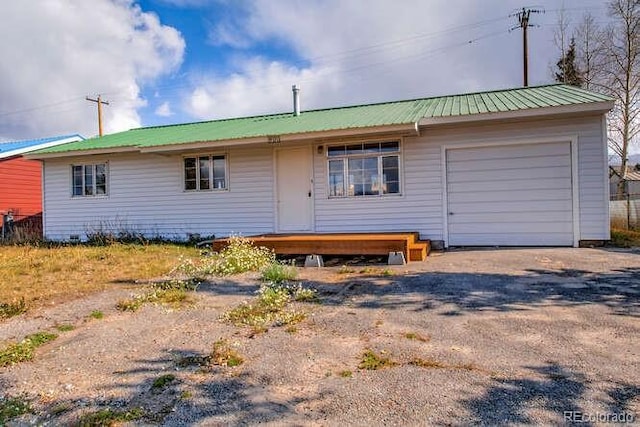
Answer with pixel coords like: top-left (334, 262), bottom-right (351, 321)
top-left (86, 95), bottom-right (109, 137)
top-left (511, 7), bottom-right (544, 86)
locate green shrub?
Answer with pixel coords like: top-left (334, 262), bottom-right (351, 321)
top-left (89, 310), bottom-right (104, 319)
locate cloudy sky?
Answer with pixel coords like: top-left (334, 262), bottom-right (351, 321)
top-left (0, 0), bottom-right (609, 141)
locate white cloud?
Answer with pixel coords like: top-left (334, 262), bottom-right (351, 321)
top-left (186, 0), bottom-right (608, 120)
top-left (0, 0), bottom-right (185, 140)
top-left (155, 101), bottom-right (173, 117)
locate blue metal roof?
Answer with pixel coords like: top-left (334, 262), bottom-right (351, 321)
top-left (0, 134), bottom-right (84, 157)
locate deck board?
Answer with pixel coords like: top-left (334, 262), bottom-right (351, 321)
top-left (212, 233), bottom-right (430, 262)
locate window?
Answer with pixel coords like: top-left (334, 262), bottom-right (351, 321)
top-left (184, 155), bottom-right (226, 191)
top-left (72, 163), bottom-right (107, 197)
top-left (327, 141), bottom-right (400, 197)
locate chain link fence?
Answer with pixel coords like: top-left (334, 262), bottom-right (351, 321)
top-left (610, 193), bottom-right (640, 230)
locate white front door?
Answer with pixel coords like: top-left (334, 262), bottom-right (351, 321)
top-left (276, 147), bottom-right (313, 232)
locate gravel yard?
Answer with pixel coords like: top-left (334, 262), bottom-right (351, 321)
top-left (1, 247), bottom-right (639, 425)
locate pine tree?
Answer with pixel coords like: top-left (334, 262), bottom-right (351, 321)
top-left (555, 37), bottom-right (584, 87)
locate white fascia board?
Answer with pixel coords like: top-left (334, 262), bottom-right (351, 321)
top-left (418, 101), bottom-right (615, 127)
top-left (140, 123), bottom-right (420, 154)
top-left (25, 146), bottom-right (139, 160)
top-left (0, 135), bottom-right (85, 160)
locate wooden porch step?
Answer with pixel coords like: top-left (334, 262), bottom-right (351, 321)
top-left (212, 233), bottom-right (430, 262)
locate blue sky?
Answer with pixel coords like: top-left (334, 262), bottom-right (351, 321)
top-left (0, 0), bottom-right (609, 141)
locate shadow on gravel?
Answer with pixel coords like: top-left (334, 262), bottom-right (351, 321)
top-left (461, 362), bottom-right (587, 425)
top-left (37, 350), bottom-right (316, 425)
top-left (461, 363), bottom-right (640, 426)
top-left (299, 267), bottom-right (640, 317)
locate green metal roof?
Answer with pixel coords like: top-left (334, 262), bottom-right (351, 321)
top-left (35, 84), bottom-right (613, 155)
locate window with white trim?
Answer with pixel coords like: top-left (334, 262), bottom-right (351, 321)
top-left (72, 163), bottom-right (107, 197)
top-left (327, 141), bottom-right (400, 197)
top-left (184, 155), bottom-right (227, 191)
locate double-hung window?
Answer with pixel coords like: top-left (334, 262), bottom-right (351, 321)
top-left (184, 155), bottom-right (227, 191)
top-left (327, 141), bottom-right (400, 197)
top-left (72, 163), bottom-right (107, 197)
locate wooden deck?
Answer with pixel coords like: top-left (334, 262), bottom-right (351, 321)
top-left (212, 232), bottom-right (430, 262)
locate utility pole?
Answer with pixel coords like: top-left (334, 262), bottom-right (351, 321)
top-left (512, 7), bottom-right (543, 87)
top-left (86, 95), bottom-right (109, 137)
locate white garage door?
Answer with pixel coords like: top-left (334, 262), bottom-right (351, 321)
top-left (446, 142), bottom-right (574, 246)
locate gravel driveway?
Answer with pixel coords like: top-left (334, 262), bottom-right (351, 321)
top-left (1, 248), bottom-right (639, 425)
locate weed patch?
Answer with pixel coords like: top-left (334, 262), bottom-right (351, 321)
top-left (89, 310), bottom-right (104, 320)
top-left (0, 395), bottom-right (31, 424)
top-left (0, 298), bottom-right (27, 319)
top-left (0, 331), bottom-right (58, 367)
top-left (78, 407), bottom-right (145, 426)
top-left (410, 357), bottom-right (479, 371)
top-left (403, 332), bottom-right (430, 342)
top-left (201, 236), bottom-right (275, 276)
top-left (152, 374), bottom-right (176, 390)
top-left (339, 370), bottom-right (353, 378)
top-left (610, 228), bottom-right (640, 247)
top-left (116, 279), bottom-right (197, 312)
top-left (223, 283), bottom-right (312, 329)
top-left (358, 349), bottom-right (397, 370)
top-left (55, 324), bottom-right (75, 332)
top-left (210, 339), bottom-right (244, 367)
top-left (261, 262), bottom-right (298, 284)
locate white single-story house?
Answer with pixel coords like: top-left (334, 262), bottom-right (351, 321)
top-left (29, 84), bottom-right (614, 248)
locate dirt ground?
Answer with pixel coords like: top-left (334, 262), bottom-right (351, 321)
top-left (1, 247), bottom-right (639, 426)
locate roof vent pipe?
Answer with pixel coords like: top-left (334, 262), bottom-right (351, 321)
top-left (292, 84), bottom-right (300, 116)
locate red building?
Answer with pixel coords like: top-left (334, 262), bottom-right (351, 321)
top-left (0, 135), bottom-right (83, 237)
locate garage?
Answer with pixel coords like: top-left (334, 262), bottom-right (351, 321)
top-left (445, 141), bottom-right (575, 246)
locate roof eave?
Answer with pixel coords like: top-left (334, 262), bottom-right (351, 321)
top-left (417, 101), bottom-right (615, 127)
top-left (25, 146), bottom-right (140, 160)
top-left (0, 135), bottom-right (85, 160)
top-left (139, 122), bottom-right (420, 154)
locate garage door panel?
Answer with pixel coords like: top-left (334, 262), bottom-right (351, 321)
top-left (449, 221), bottom-right (573, 234)
top-left (449, 211), bottom-right (573, 223)
top-left (449, 232), bottom-right (574, 246)
top-left (447, 189), bottom-right (572, 204)
top-left (447, 142), bottom-right (570, 162)
top-left (449, 200), bottom-right (573, 214)
top-left (446, 155), bottom-right (571, 173)
top-left (448, 177), bottom-right (572, 193)
top-left (447, 166), bottom-right (571, 183)
top-left (446, 142), bottom-right (573, 246)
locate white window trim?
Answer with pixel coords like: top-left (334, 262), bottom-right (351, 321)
top-left (182, 153), bottom-right (229, 192)
top-left (326, 140), bottom-right (403, 198)
top-left (70, 162), bottom-right (109, 198)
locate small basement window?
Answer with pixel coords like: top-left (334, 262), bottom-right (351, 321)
top-left (184, 155), bottom-right (227, 191)
top-left (72, 163), bottom-right (107, 197)
top-left (327, 141), bottom-right (400, 197)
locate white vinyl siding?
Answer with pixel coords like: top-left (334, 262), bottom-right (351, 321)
top-left (446, 142), bottom-right (574, 246)
top-left (43, 147), bottom-right (274, 240)
top-left (42, 114), bottom-right (609, 244)
top-left (313, 115), bottom-right (608, 243)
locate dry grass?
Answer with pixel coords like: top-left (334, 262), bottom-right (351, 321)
top-left (610, 228), bottom-right (640, 247)
top-left (0, 244), bottom-right (200, 312)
